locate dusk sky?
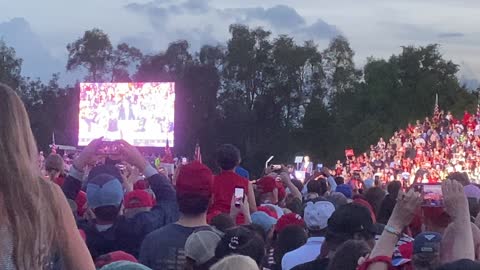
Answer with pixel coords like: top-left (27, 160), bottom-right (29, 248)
top-left (1, 0), bottom-right (479, 87)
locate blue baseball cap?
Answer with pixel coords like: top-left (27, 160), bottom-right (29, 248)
top-left (251, 211), bottom-right (277, 233)
top-left (335, 184), bottom-right (353, 199)
top-left (87, 172), bottom-right (124, 209)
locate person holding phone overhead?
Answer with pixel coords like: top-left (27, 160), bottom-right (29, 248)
top-left (208, 144), bottom-right (257, 224)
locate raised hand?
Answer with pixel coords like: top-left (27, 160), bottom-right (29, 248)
top-left (442, 179), bottom-right (469, 221)
top-left (116, 140), bottom-right (147, 171)
top-left (73, 137), bottom-right (104, 170)
top-left (230, 193), bottom-right (250, 219)
top-left (389, 189), bottom-right (422, 229)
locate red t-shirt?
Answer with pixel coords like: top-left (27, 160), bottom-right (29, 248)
top-left (209, 171), bottom-right (249, 217)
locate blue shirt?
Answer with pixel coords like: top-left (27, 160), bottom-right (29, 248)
top-left (235, 166), bottom-right (250, 180)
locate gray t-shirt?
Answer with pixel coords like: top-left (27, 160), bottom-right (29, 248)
top-left (139, 224), bottom-right (210, 270)
top-left (0, 228), bottom-right (15, 270)
top-left (0, 227), bottom-right (62, 270)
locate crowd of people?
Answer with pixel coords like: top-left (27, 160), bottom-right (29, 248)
top-left (2, 80), bottom-right (480, 270)
top-left (333, 110), bottom-right (480, 191)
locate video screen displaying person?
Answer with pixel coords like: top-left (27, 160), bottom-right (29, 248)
top-left (78, 82), bottom-right (175, 147)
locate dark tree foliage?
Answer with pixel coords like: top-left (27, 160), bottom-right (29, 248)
top-left (0, 26), bottom-right (476, 177)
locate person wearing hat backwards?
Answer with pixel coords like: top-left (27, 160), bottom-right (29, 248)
top-left (292, 204), bottom-right (377, 270)
top-left (282, 201), bottom-right (335, 270)
top-left (411, 232), bottom-right (442, 270)
top-left (62, 139), bottom-right (179, 259)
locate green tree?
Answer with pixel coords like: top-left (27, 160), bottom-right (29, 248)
top-left (109, 43), bottom-right (143, 82)
top-left (66, 28), bottom-right (113, 81)
top-left (219, 25), bottom-right (275, 170)
top-left (0, 40), bottom-right (23, 89)
top-left (322, 35), bottom-right (361, 102)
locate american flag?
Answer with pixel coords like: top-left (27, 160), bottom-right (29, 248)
top-left (194, 143), bottom-right (202, 164)
top-left (162, 139), bottom-right (174, 163)
top-left (433, 93), bottom-right (439, 119)
top-left (477, 95), bottom-right (480, 117)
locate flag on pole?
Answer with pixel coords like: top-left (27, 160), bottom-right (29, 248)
top-left (194, 143), bottom-right (202, 164)
top-left (162, 139), bottom-right (174, 163)
top-left (51, 132), bottom-right (57, 154)
top-left (477, 95), bottom-right (480, 118)
top-left (433, 93), bottom-right (440, 123)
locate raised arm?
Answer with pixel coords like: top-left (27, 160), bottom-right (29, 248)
top-left (62, 138), bottom-right (104, 200)
top-left (441, 179), bottom-right (475, 263)
top-left (323, 167), bottom-right (337, 192)
top-left (117, 140), bottom-right (176, 203)
top-left (360, 189), bottom-right (421, 270)
top-left (247, 181), bottom-right (257, 213)
top-left (280, 172), bottom-right (302, 201)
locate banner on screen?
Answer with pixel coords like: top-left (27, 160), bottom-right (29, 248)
top-left (78, 82), bottom-right (175, 147)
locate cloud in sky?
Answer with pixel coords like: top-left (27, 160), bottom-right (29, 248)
top-left (124, 0), bottom-right (341, 51)
top-left (0, 0), bottom-right (478, 87)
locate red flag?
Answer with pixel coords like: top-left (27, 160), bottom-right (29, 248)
top-left (194, 143), bottom-right (202, 164)
top-left (162, 139), bottom-right (174, 163)
top-left (345, 149), bottom-right (354, 157)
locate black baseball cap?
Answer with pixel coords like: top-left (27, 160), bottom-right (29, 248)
top-left (327, 204), bottom-right (377, 236)
top-left (413, 232), bottom-right (441, 254)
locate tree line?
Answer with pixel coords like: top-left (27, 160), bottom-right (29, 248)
top-left (0, 24), bottom-right (477, 176)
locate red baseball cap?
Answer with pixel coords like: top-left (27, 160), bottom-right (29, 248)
top-left (257, 176), bottom-right (276, 194)
top-left (176, 162), bottom-right (213, 197)
top-left (124, 190), bottom-right (154, 209)
top-left (133, 179), bottom-right (149, 190)
top-left (276, 182), bottom-right (286, 202)
top-left (275, 213), bottom-right (305, 233)
top-left (95, 251), bottom-right (138, 268)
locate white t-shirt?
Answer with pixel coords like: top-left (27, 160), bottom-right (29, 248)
top-left (281, 237), bottom-right (325, 270)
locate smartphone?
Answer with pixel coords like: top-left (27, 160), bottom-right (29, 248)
top-left (96, 141), bottom-right (120, 155)
top-left (415, 183), bottom-right (443, 207)
top-left (234, 187), bottom-right (245, 207)
top-left (317, 164), bottom-right (323, 171)
top-left (181, 157), bottom-right (188, 165)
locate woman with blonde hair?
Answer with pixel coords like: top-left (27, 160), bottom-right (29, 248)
top-left (0, 83), bottom-right (95, 269)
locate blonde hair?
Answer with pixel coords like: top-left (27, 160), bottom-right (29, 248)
top-left (210, 255), bottom-right (259, 270)
top-left (0, 83), bottom-right (61, 268)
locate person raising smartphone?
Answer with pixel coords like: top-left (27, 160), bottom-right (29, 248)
top-left (62, 138), bottom-right (179, 258)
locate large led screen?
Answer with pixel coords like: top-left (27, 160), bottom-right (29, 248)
top-left (79, 82), bottom-right (175, 147)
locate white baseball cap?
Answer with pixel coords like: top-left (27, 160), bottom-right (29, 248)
top-left (303, 201), bottom-right (335, 231)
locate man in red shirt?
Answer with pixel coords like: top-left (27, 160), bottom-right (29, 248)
top-left (208, 144), bottom-right (256, 223)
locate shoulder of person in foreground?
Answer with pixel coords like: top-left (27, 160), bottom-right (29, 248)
top-left (50, 181), bottom-right (95, 270)
top-left (138, 223), bottom-right (186, 268)
top-left (436, 259), bottom-right (480, 270)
